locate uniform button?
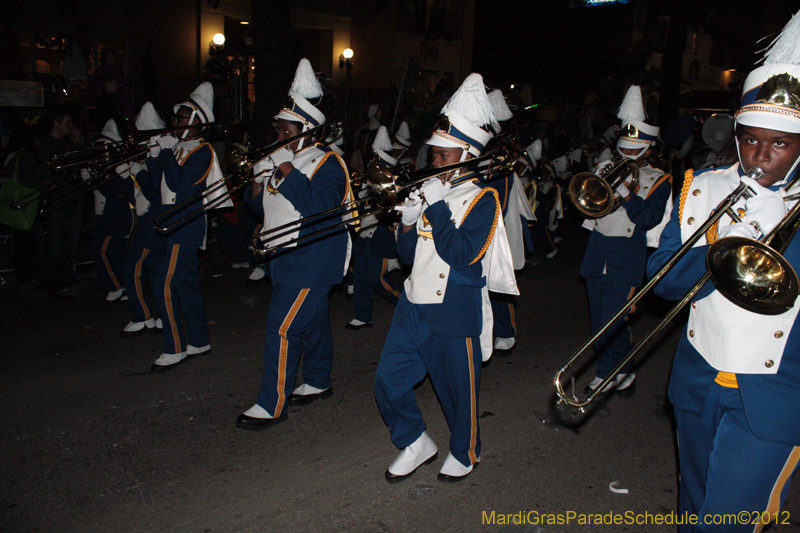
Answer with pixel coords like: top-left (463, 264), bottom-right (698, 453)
top-left (644, 186), bottom-right (649, 191)
top-left (627, 228), bottom-right (632, 233)
top-left (765, 360), bottom-right (775, 368)
top-left (691, 302), bottom-right (696, 309)
top-left (687, 217), bottom-right (695, 225)
top-left (436, 290), bottom-right (442, 296)
top-left (689, 329), bottom-right (694, 338)
top-left (311, 159), bottom-right (316, 163)
top-left (451, 219), bottom-right (456, 224)
top-left (775, 331), bottom-right (784, 338)
top-left (439, 273), bottom-right (445, 279)
top-left (693, 189), bottom-right (701, 196)
top-left (463, 200), bottom-right (467, 205)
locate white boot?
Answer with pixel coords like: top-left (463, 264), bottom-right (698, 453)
top-left (385, 431), bottom-right (438, 482)
top-left (616, 373), bottom-right (637, 397)
top-left (151, 352), bottom-right (187, 373)
top-left (584, 376), bottom-right (616, 395)
top-left (120, 318), bottom-right (157, 338)
top-left (186, 344), bottom-right (211, 356)
top-left (494, 337), bottom-right (515, 351)
top-left (248, 265), bottom-right (266, 281)
top-left (438, 451), bottom-right (476, 482)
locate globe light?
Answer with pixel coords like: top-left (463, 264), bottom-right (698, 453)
top-left (343, 48), bottom-right (354, 59)
top-left (213, 33), bottom-right (226, 46)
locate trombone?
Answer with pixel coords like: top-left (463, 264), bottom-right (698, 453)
top-left (250, 147), bottom-right (519, 256)
top-left (554, 166), bottom-right (800, 409)
top-left (568, 154), bottom-right (664, 218)
top-left (153, 120), bottom-right (342, 233)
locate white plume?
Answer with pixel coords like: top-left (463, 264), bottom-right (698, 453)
top-left (488, 89), bottom-right (513, 121)
top-left (396, 121), bottom-right (411, 140)
top-left (441, 73), bottom-right (496, 128)
top-left (100, 119), bottom-right (121, 142)
top-left (761, 9), bottom-right (800, 65)
top-left (372, 126), bottom-right (394, 152)
top-left (289, 58), bottom-right (324, 100)
top-left (617, 85), bottom-right (646, 122)
top-left (136, 102), bottom-right (166, 130)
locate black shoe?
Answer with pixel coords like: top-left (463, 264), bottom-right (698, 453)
top-left (344, 321), bottom-right (374, 330)
top-left (617, 380), bottom-right (637, 398)
top-left (235, 413), bottom-right (288, 431)
top-left (289, 388), bottom-right (333, 406)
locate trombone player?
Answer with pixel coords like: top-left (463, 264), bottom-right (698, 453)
top-left (648, 12), bottom-right (800, 529)
top-left (235, 59), bottom-right (350, 430)
top-left (580, 85), bottom-right (672, 397)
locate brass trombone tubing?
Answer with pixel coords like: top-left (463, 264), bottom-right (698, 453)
top-left (44, 150), bottom-right (150, 213)
top-left (251, 148), bottom-right (515, 256)
top-left (154, 121), bottom-right (342, 233)
top-left (554, 180), bottom-right (753, 409)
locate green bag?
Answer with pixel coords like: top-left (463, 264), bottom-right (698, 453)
top-left (0, 155), bottom-right (39, 231)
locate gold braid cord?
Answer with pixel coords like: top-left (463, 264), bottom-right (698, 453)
top-left (460, 188), bottom-right (500, 265)
top-left (678, 169), bottom-right (694, 226)
top-left (646, 173), bottom-right (673, 199)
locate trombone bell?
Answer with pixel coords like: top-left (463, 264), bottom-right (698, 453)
top-left (706, 236), bottom-right (799, 315)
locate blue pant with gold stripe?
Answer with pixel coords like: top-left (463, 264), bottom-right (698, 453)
top-left (153, 244), bottom-right (209, 354)
top-left (586, 276), bottom-right (636, 378)
top-left (352, 239), bottom-right (401, 323)
top-left (257, 284), bottom-right (334, 417)
top-left (123, 245), bottom-right (165, 323)
top-left (90, 234), bottom-right (126, 292)
top-left (675, 383), bottom-right (800, 532)
top-left (375, 305), bottom-right (482, 469)
top-left (490, 294), bottom-right (516, 339)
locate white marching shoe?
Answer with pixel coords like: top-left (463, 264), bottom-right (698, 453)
top-left (151, 352), bottom-right (187, 373)
top-left (106, 288), bottom-right (126, 302)
top-left (438, 452), bottom-right (478, 482)
top-left (248, 265), bottom-right (266, 281)
top-left (616, 373), bottom-right (637, 398)
top-left (120, 318), bottom-right (158, 338)
top-left (494, 337), bottom-right (516, 351)
top-left (186, 344), bottom-right (211, 356)
top-left (385, 431), bottom-right (438, 483)
top-left (584, 375), bottom-right (616, 395)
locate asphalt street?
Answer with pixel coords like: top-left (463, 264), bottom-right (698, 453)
top-left (2, 219), bottom-right (800, 533)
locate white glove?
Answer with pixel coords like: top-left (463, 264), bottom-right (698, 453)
top-left (130, 162), bottom-right (145, 177)
top-left (115, 163), bottom-right (130, 176)
top-left (741, 176), bottom-right (786, 236)
top-left (718, 222), bottom-right (758, 240)
top-left (80, 168), bottom-right (92, 181)
top-left (615, 182), bottom-right (631, 199)
top-left (252, 160), bottom-right (275, 185)
top-left (269, 147), bottom-right (294, 168)
top-left (157, 135), bottom-right (178, 151)
top-left (420, 178), bottom-right (450, 206)
top-left (395, 190), bottom-right (423, 226)
top-left (149, 136), bottom-right (161, 158)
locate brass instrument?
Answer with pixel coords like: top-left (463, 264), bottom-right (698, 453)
top-left (568, 154), bottom-right (639, 218)
top-left (154, 120), bottom-right (342, 233)
top-left (250, 147), bottom-right (519, 257)
top-left (554, 166), bottom-right (800, 409)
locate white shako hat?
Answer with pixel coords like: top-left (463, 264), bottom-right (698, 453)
top-left (393, 121), bottom-right (412, 149)
top-left (100, 119), bottom-right (122, 142)
top-left (520, 139), bottom-right (542, 169)
top-left (275, 58), bottom-right (326, 132)
top-left (174, 82), bottom-right (215, 124)
top-left (616, 85), bottom-right (659, 155)
top-left (372, 126), bottom-right (397, 167)
top-left (136, 102), bottom-right (167, 131)
top-left (702, 113), bottom-right (735, 153)
top-left (427, 72), bottom-right (497, 158)
top-left (736, 10), bottom-right (800, 134)
top-left (488, 89), bottom-right (512, 134)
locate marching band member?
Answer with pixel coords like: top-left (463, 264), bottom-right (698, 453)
top-left (375, 73), bottom-right (517, 482)
top-left (649, 12), bottom-right (800, 530)
top-left (89, 119), bottom-right (134, 303)
top-left (581, 85), bottom-right (672, 397)
top-left (145, 82), bottom-right (223, 372)
top-left (392, 120), bottom-right (413, 166)
top-left (345, 126), bottom-right (402, 330)
top-left (483, 89), bottom-right (535, 353)
top-left (235, 58), bottom-right (350, 430)
top-left (120, 103), bottom-right (168, 337)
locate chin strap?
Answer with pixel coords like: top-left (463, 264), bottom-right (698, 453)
top-left (616, 144), bottom-right (649, 160)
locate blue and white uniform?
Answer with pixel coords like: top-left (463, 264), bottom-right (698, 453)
top-left (580, 161), bottom-right (671, 379)
top-left (90, 171), bottom-right (134, 294)
top-left (649, 163), bottom-right (800, 531)
top-left (245, 142), bottom-right (350, 417)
